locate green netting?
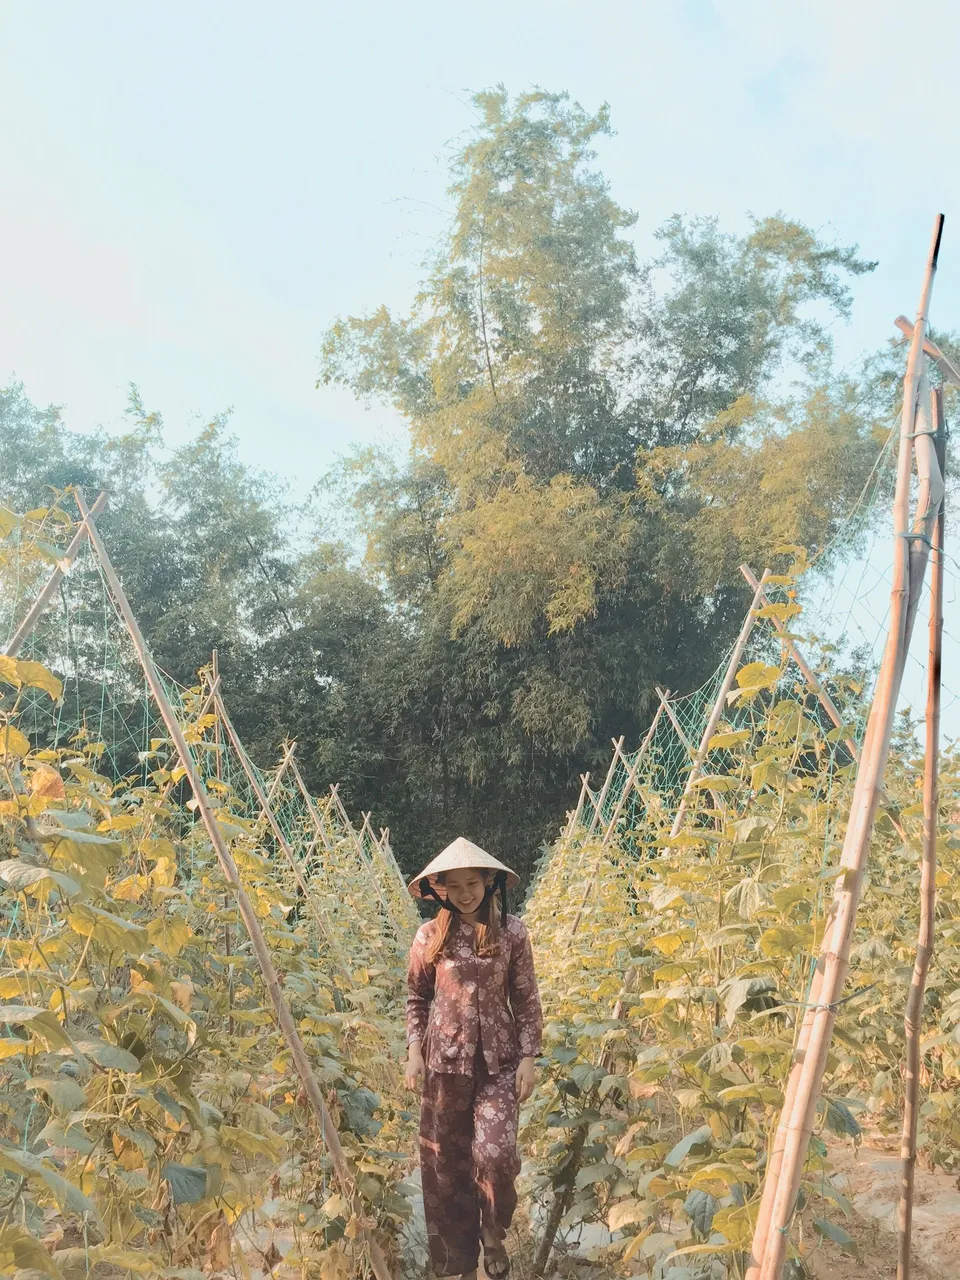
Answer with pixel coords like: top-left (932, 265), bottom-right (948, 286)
top-left (2, 520), bottom-right (415, 996)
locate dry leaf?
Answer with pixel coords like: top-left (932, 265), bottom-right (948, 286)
top-left (30, 763), bottom-right (65, 801)
top-left (207, 1213), bottom-right (233, 1272)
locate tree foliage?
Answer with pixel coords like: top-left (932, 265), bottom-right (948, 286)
top-left (318, 87), bottom-right (885, 869)
top-left (1, 87), bottom-right (893, 875)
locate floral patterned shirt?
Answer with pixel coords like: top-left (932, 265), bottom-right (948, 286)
top-left (406, 913), bottom-right (543, 1076)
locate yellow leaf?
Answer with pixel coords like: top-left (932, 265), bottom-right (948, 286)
top-left (147, 916), bottom-right (191, 957)
top-left (170, 978), bottom-right (194, 1013)
top-left (708, 729), bottom-right (751, 751)
top-left (0, 508), bottom-right (20, 538)
top-left (14, 661), bottom-right (62, 701)
top-left (649, 932), bottom-right (690, 957)
top-left (0, 725), bottom-right (30, 758)
top-left (621, 1222), bottom-right (655, 1263)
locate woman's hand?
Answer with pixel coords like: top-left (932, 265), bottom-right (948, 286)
top-left (515, 1056), bottom-right (536, 1104)
top-left (404, 1044), bottom-right (425, 1093)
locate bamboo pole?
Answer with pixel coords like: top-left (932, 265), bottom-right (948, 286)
top-left (600, 705), bottom-right (666, 846)
top-left (329, 784), bottom-right (406, 942)
top-left (903, 369), bottom-right (945, 663)
top-left (895, 315), bottom-right (960, 386)
top-left (360, 810), bottom-right (414, 915)
top-left (563, 773), bottom-right (592, 842)
top-left (897, 389), bottom-right (946, 1280)
top-left (584, 740), bottom-right (624, 837)
top-left (5, 491), bottom-right (108, 657)
top-left (748, 212), bottom-right (945, 1280)
top-left (656, 687), bottom-right (725, 815)
top-left (74, 495), bottom-right (393, 1280)
top-left (290, 761), bottom-right (404, 945)
top-left (567, 709), bottom-right (666, 938)
top-left (211, 687), bottom-right (353, 984)
top-left (740, 564), bottom-right (859, 760)
top-left (359, 810), bottom-right (418, 931)
top-left (670, 570), bottom-right (769, 837)
top-left (267, 740), bottom-right (297, 803)
top-left (577, 774), bottom-right (607, 835)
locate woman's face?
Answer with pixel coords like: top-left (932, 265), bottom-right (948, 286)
top-left (440, 868), bottom-right (489, 917)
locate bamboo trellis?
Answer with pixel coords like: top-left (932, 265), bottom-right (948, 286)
top-left (529, 219), bottom-right (952, 1272)
top-left (189, 678), bottom-right (417, 988)
top-left (4, 494), bottom-right (403, 1280)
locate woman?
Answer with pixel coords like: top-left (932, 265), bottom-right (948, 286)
top-left (404, 837), bottom-right (543, 1279)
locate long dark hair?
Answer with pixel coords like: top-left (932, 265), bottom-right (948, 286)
top-left (424, 870), bottom-right (503, 963)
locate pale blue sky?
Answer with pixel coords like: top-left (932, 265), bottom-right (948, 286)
top-left (2, 0), bottom-right (959, 730)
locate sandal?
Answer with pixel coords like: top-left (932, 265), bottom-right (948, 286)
top-left (482, 1243), bottom-right (510, 1279)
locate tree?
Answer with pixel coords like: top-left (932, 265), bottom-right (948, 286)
top-left (318, 87), bottom-right (884, 872)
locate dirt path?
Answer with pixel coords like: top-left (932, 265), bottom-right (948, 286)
top-left (814, 1138), bottom-right (960, 1279)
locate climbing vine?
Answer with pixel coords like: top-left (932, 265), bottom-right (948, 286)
top-left (522, 606), bottom-right (960, 1278)
top-left (0, 504), bottom-right (417, 1280)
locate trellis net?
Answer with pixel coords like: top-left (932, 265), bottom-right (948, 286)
top-left (0, 502), bottom-right (419, 1279)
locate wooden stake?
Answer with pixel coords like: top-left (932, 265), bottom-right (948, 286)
top-left (5, 491), bottom-right (108, 657)
top-left (748, 212), bottom-right (945, 1280)
top-left (740, 564), bottom-right (859, 760)
top-left (567, 709), bottom-right (666, 938)
top-left (670, 570), bottom-right (769, 837)
top-left (211, 686), bottom-right (353, 984)
top-left (600, 705), bottom-right (666, 847)
top-left (656, 687), bottom-right (725, 815)
top-left (74, 495), bottom-right (393, 1280)
top-left (584, 740), bottom-right (624, 837)
top-left (897, 388), bottom-right (946, 1280)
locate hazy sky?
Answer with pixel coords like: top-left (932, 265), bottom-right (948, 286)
top-left (2, 0), bottom-right (959, 727)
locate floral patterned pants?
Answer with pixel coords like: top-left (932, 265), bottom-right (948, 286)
top-left (419, 1055), bottom-right (520, 1276)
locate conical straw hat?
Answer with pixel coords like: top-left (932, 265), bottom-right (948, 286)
top-left (408, 836), bottom-right (519, 898)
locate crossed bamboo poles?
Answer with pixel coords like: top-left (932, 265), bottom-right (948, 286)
top-left (4, 497), bottom-right (413, 1280)
top-left (547, 216), bottom-right (951, 1280)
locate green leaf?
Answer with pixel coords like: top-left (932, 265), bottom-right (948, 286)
top-left (759, 924), bottom-right (813, 959)
top-left (27, 1075), bottom-right (87, 1111)
top-left (823, 1097), bottom-right (862, 1141)
top-left (7, 1228), bottom-right (64, 1278)
top-left (683, 1188), bottom-right (718, 1237)
top-left (575, 1161), bottom-right (619, 1189)
top-left (162, 1162), bottom-right (208, 1205)
top-left (73, 1037), bottom-right (141, 1073)
top-left (813, 1217), bottom-right (858, 1255)
top-left (0, 1143), bottom-right (97, 1220)
top-left (664, 1124), bottom-right (712, 1169)
top-left (147, 916), bottom-right (191, 957)
top-left (68, 904), bottom-right (147, 955)
top-left (36, 1118), bottom-right (94, 1155)
top-left (0, 860), bottom-right (80, 897)
top-left (0, 1005), bottom-right (71, 1049)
